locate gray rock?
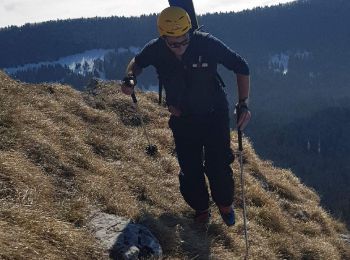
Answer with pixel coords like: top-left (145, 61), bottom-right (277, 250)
top-left (89, 211), bottom-right (162, 259)
top-left (123, 246), bottom-right (140, 260)
top-left (340, 234), bottom-right (350, 244)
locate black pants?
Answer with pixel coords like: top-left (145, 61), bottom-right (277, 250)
top-left (169, 112), bottom-right (235, 211)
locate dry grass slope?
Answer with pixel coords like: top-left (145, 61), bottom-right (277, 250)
top-left (0, 71), bottom-right (349, 259)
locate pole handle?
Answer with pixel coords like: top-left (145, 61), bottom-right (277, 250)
top-left (238, 129), bottom-right (243, 152)
top-left (131, 92), bottom-right (137, 104)
top-left (236, 103), bottom-right (243, 152)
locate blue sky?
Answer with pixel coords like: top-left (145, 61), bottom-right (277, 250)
top-left (0, 0), bottom-right (297, 28)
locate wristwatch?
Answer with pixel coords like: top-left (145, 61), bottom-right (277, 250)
top-left (239, 97), bottom-right (249, 105)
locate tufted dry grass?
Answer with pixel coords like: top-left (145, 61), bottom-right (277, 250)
top-left (0, 71), bottom-right (349, 259)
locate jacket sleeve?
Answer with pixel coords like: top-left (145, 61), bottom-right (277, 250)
top-left (207, 34), bottom-right (250, 75)
top-left (134, 38), bottom-right (160, 69)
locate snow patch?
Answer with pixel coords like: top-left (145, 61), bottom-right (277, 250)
top-left (117, 47), bottom-right (129, 54)
top-left (269, 53), bottom-right (289, 74)
top-left (5, 49), bottom-right (113, 74)
top-left (4, 47), bottom-right (142, 77)
top-left (268, 50), bottom-right (311, 75)
top-left (295, 50), bottom-right (311, 59)
top-left (129, 46), bottom-right (140, 54)
top-left (117, 46), bottom-right (140, 54)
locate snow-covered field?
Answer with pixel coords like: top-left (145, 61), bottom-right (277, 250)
top-left (4, 47), bottom-right (141, 75)
top-left (269, 50), bottom-right (311, 75)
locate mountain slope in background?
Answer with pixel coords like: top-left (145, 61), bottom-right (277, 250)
top-left (1, 0), bottom-right (350, 89)
top-left (1, 71), bottom-right (349, 259)
top-left (1, 0), bottom-right (349, 68)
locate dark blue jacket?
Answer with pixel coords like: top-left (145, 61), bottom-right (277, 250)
top-left (135, 31), bottom-right (249, 116)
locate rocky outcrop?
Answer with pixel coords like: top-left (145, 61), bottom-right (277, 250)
top-left (89, 211), bottom-right (162, 260)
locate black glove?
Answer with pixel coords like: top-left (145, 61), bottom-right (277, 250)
top-left (122, 74), bottom-right (137, 88)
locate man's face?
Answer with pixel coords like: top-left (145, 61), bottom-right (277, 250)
top-left (164, 33), bottom-right (190, 56)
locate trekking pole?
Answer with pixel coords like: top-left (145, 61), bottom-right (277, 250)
top-left (238, 129), bottom-right (249, 259)
top-left (235, 101), bottom-right (249, 259)
top-left (130, 92), bottom-right (158, 156)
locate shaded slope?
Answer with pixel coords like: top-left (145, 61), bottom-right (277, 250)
top-left (0, 71), bottom-right (349, 259)
top-left (252, 106), bottom-right (350, 227)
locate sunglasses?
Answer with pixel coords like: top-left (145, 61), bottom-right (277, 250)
top-left (165, 36), bottom-right (190, 48)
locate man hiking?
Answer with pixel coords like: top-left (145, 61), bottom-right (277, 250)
top-left (121, 6), bottom-right (251, 226)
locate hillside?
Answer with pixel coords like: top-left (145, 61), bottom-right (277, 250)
top-left (0, 70), bottom-right (349, 259)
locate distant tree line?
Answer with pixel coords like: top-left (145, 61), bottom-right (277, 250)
top-left (1, 0), bottom-right (349, 69)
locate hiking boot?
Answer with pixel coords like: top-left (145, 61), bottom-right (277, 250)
top-left (218, 205), bottom-right (235, 226)
top-left (194, 209), bottom-right (211, 224)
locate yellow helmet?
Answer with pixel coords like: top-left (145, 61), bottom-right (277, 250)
top-left (157, 6), bottom-right (192, 37)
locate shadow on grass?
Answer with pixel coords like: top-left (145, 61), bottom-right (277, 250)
top-left (136, 210), bottom-right (234, 260)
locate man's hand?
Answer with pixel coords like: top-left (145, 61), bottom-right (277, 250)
top-left (121, 74), bottom-right (137, 95)
top-left (235, 102), bottom-right (251, 131)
